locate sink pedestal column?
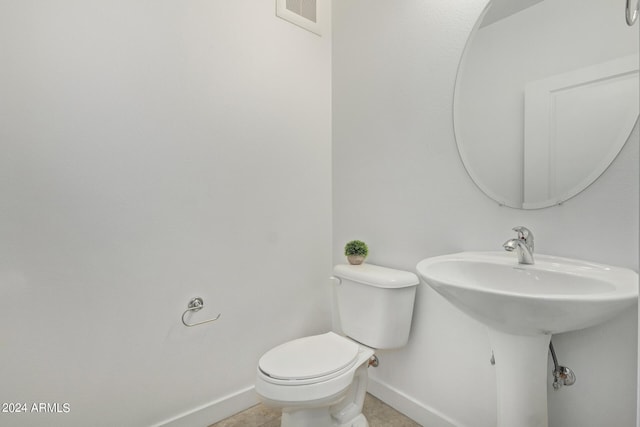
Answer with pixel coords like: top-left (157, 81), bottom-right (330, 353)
top-left (488, 330), bottom-right (551, 427)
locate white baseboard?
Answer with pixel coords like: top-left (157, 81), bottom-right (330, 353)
top-left (152, 385), bottom-right (259, 427)
top-left (367, 377), bottom-right (463, 427)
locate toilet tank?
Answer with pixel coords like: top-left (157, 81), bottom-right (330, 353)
top-left (333, 263), bottom-right (419, 349)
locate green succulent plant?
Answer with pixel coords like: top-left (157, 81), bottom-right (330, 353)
top-left (344, 240), bottom-right (368, 257)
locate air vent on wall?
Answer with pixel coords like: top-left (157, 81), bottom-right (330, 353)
top-left (286, 0), bottom-right (316, 22)
top-left (276, 0), bottom-right (321, 35)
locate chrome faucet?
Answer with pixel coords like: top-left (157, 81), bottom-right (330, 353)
top-left (503, 226), bottom-right (534, 264)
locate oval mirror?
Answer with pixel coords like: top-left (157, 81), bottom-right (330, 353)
top-left (454, 0), bottom-right (639, 209)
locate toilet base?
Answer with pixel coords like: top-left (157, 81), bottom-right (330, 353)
top-left (338, 413), bottom-right (368, 427)
top-left (280, 409), bottom-right (368, 427)
top-left (274, 362), bottom-right (371, 427)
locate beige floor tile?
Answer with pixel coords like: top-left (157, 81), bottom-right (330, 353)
top-left (209, 402), bottom-right (281, 427)
top-left (209, 393), bottom-right (421, 427)
top-left (364, 394), bottom-right (421, 427)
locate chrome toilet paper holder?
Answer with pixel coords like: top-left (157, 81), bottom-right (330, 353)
top-left (181, 297), bottom-right (221, 327)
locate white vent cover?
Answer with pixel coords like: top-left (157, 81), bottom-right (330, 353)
top-left (286, 0), bottom-right (316, 23)
top-left (276, 0), bottom-right (321, 35)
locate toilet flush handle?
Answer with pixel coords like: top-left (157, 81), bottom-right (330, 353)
top-left (329, 276), bottom-right (342, 285)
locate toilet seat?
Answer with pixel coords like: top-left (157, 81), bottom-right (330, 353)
top-left (258, 332), bottom-right (360, 385)
top-left (255, 332), bottom-right (374, 407)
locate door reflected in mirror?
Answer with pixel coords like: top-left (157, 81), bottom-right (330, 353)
top-left (454, 0), bottom-right (639, 209)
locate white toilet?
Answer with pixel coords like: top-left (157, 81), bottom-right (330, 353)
top-left (255, 263), bottom-right (419, 427)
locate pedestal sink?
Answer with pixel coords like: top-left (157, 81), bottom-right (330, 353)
top-left (416, 251), bottom-right (638, 427)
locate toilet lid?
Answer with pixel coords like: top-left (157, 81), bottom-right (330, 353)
top-left (259, 332), bottom-right (359, 381)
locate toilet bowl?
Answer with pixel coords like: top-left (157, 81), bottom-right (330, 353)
top-left (255, 263), bottom-right (419, 427)
top-left (256, 332), bottom-right (374, 427)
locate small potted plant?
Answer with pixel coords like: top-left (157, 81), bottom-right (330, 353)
top-left (344, 240), bottom-right (368, 265)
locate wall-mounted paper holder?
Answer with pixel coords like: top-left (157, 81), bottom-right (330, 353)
top-left (181, 297), bottom-right (221, 327)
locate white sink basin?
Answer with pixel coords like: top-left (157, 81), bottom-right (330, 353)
top-left (417, 251), bottom-right (638, 427)
top-left (417, 251), bottom-right (638, 335)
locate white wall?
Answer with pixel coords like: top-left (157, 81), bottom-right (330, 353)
top-left (333, 1), bottom-right (638, 427)
top-left (0, 1), bottom-right (332, 426)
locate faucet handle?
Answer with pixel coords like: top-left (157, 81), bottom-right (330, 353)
top-left (512, 226), bottom-right (534, 251)
top-left (512, 226), bottom-right (530, 238)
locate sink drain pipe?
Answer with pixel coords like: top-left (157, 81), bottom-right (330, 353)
top-left (549, 341), bottom-right (576, 390)
top-left (489, 340), bottom-right (576, 390)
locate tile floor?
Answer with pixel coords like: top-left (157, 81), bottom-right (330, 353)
top-left (209, 393), bottom-right (421, 427)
